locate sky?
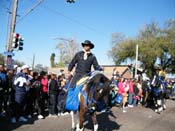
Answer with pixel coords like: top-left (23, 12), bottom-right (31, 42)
top-left (0, 0), bottom-right (175, 67)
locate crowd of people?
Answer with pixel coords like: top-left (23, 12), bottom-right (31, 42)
top-left (0, 64), bottom-right (70, 124)
top-left (110, 68), bottom-right (175, 113)
top-left (0, 63), bottom-right (175, 125)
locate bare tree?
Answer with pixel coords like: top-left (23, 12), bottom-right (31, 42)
top-left (56, 38), bottom-right (80, 66)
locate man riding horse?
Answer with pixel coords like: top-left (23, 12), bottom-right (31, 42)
top-left (66, 40), bottom-right (113, 131)
top-left (67, 40), bottom-right (103, 88)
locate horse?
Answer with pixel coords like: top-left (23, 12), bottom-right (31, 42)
top-left (150, 75), bottom-right (166, 113)
top-left (65, 71), bottom-right (113, 131)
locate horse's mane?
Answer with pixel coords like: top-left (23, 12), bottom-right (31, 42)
top-left (88, 71), bottom-right (110, 84)
top-left (81, 72), bottom-right (111, 106)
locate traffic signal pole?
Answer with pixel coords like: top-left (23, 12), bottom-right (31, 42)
top-left (7, 0), bottom-right (18, 52)
top-left (5, 0), bottom-right (18, 69)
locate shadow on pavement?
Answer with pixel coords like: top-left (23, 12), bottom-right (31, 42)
top-left (84, 110), bottom-right (121, 131)
top-left (0, 115), bottom-right (38, 131)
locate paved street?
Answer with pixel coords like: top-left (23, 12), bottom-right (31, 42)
top-left (0, 100), bottom-right (175, 131)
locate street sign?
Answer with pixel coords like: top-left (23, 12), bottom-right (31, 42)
top-left (3, 51), bottom-right (15, 56)
top-left (7, 56), bottom-right (14, 70)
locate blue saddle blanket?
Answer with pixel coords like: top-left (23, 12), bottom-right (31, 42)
top-left (65, 84), bottom-right (83, 111)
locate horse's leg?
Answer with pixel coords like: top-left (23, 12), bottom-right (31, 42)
top-left (162, 92), bottom-right (166, 110)
top-left (77, 96), bottom-right (85, 131)
top-left (70, 111), bottom-right (76, 131)
top-left (155, 91), bottom-right (163, 113)
top-left (91, 113), bottom-right (98, 131)
top-left (158, 91), bottom-right (164, 112)
top-left (154, 96), bottom-right (159, 113)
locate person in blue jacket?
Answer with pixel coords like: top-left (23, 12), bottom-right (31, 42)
top-left (11, 65), bottom-right (30, 123)
top-left (0, 64), bottom-right (8, 117)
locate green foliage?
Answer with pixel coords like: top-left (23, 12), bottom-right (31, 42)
top-left (50, 53), bottom-right (55, 68)
top-left (57, 62), bottom-right (65, 67)
top-left (0, 54), bottom-right (5, 65)
top-left (0, 53), bottom-right (24, 66)
top-left (13, 60), bottom-right (25, 67)
top-left (109, 19), bottom-right (175, 77)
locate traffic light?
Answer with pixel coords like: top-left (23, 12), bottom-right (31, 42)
top-left (12, 33), bottom-right (24, 51)
top-left (18, 36), bottom-right (24, 51)
top-left (12, 33), bottom-right (19, 48)
top-left (66, 0), bottom-right (75, 3)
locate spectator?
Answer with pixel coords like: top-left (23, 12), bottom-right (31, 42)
top-left (57, 74), bottom-right (67, 116)
top-left (0, 64), bottom-right (8, 117)
top-left (118, 78), bottom-right (129, 113)
top-left (133, 80), bottom-right (142, 106)
top-left (40, 71), bottom-right (49, 117)
top-left (32, 72), bottom-right (44, 119)
top-left (25, 68), bottom-right (34, 119)
top-left (128, 78), bottom-right (134, 107)
top-left (48, 73), bottom-right (59, 117)
top-left (12, 65), bottom-right (30, 123)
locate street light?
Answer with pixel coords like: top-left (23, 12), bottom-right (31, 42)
top-left (135, 44), bottom-right (138, 78)
top-left (51, 37), bottom-right (73, 42)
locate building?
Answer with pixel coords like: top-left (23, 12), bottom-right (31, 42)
top-left (48, 65), bottom-right (135, 79)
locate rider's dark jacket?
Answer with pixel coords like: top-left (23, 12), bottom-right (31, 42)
top-left (68, 51), bottom-right (102, 74)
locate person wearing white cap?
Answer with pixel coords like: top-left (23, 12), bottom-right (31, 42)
top-left (11, 65), bottom-right (30, 123)
top-left (25, 66), bottom-right (34, 119)
top-left (21, 65), bottom-right (29, 70)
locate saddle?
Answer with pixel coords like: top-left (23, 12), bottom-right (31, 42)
top-left (65, 71), bottom-right (107, 111)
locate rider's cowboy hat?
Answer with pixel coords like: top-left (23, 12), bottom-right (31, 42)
top-left (81, 40), bottom-right (94, 49)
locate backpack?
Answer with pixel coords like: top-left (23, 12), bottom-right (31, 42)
top-left (115, 93), bottom-right (123, 104)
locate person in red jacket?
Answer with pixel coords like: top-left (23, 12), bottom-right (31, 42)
top-left (118, 78), bottom-right (129, 113)
top-left (128, 78), bottom-right (134, 107)
top-left (40, 71), bottom-right (48, 117)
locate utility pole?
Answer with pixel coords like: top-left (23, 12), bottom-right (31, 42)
top-left (5, 0), bottom-right (18, 69)
top-left (7, 0), bottom-right (18, 52)
top-left (32, 54), bottom-right (35, 70)
top-left (135, 44), bottom-right (138, 78)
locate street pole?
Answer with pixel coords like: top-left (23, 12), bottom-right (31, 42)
top-left (135, 44), bottom-right (138, 78)
top-left (32, 54), bottom-right (35, 70)
top-left (7, 0), bottom-right (18, 52)
top-left (5, 0), bottom-right (18, 69)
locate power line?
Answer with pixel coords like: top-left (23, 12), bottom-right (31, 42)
top-left (16, 0), bottom-right (44, 24)
top-left (40, 4), bottom-right (108, 37)
top-left (0, 0), bottom-right (11, 11)
top-left (16, 0), bottom-right (108, 37)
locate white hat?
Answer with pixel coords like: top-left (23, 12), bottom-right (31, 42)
top-left (21, 65), bottom-right (29, 70)
top-left (17, 67), bottom-right (21, 73)
top-left (29, 67), bottom-right (33, 71)
top-left (58, 72), bottom-right (63, 76)
top-left (13, 65), bottom-right (18, 69)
